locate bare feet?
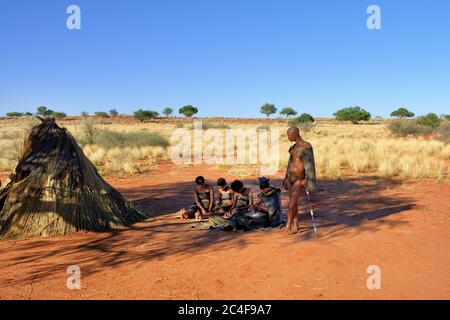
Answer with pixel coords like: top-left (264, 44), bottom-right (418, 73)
top-left (178, 209), bottom-right (189, 220)
top-left (195, 212), bottom-right (202, 220)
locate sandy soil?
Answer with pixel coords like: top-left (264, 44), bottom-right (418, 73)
top-left (0, 164), bottom-right (449, 300)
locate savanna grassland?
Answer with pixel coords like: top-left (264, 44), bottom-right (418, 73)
top-left (0, 116), bottom-right (449, 183)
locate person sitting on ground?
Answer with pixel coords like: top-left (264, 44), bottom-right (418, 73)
top-left (247, 177), bottom-right (283, 229)
top-left (209, 180), bottom-right (253, 231)
top-left (178, 176), bottom-right (214, 220)
top-left (211, 178), bottom-right (234, 216)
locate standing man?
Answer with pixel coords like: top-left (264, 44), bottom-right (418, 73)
top-left (283, 126), bottom-right (317, 234)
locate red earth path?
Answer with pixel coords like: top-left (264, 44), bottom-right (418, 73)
top-left (0, 164), bottom-right (449, 300)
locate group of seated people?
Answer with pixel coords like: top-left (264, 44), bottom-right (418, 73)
top-left (178, 176), bottom-right (283, 231)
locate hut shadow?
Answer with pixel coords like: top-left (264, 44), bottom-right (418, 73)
top-left (0, 175), bottom-right (416, 287)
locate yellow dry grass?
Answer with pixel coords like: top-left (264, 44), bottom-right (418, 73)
top-left (0, 118), bottom-right (449, 182)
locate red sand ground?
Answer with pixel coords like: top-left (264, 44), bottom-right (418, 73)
top-left (0, 164), bottom-right (449, 300)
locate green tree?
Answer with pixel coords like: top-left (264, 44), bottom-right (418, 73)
top-left (260, 103), bottom-right (277, 118)
top-left (391, 107), bottom-right (415, 118)
top-left (179, 105), bottom-right (198, 118)
top-left (37, 106), bottom-right (54, 116)
top-left (81, 111), bottom-right (90, 117)
top-left (417, 113), bottom-right (441, 128)
top-left (334, 106), bottom-right (371, 124)
top-left (109, 109), bottom-right (119, 117)
top-left (6, 112), bottom-right (24, 117)
top-left (162, 107), bottom-right (174, 117)
top-left (133, 109), bottom-right (159, 122)
top-left (280, 107), bottom-right (297, 118)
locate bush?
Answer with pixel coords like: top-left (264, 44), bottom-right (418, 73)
top-left (81, 112), bottom-right (90, 117)
top-left (289, 113), bottom-right (315, 125)
top-left (201, 122), bottom-right (230, 130)
top-left (109, 109), bottom-right (119, 117)
top-left (438, 121), bottom-right (450, 144)
top-left (260, 103), bottom-right (277, 118)
top-left (179, 105), bottom-right (198, 118)
top-left (94, 111), bottom-right (110, 118)
top-left (334, 106), bottom-right (371, 124)
top-left (37, 106), bottom-right (53, 116)
top-left (391, 107), bottom-right (415, 118)
top-left (51, 111), bottom-right (67, 119)
top-left (94, 130), bottom-right (169, 149)
top-left (387, 119), bottom-right (434, 136)
top-left (133, 109), bottom-right (159, 122)
top-left (417, 113), bottom-right (441, 128)
top-left (6, 112), bottom-right (24, 117)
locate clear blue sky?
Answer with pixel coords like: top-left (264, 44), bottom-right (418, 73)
top-left (0, 0), bottom-right (449, 117)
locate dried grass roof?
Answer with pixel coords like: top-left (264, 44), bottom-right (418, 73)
top-left (0, 118), bottom-right (144, 239)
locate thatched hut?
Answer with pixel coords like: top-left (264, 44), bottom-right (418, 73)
top-left (0, 117), bottom-right (144, 239)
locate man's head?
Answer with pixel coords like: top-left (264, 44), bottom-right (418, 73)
top-left (217, 178), bottom-right (227, 187)
top-left (195, 176), bottom-right (206, 186)
top-left (287, 126), bottom-right (300, 142)
top-left (230, 180), bottom-right (244, 193)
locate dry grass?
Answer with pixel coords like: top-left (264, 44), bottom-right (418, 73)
top-left (0, 118), bottom-right (448, 182)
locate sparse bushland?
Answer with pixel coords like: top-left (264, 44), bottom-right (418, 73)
top-left (0, 118), bottom-right (448, 182)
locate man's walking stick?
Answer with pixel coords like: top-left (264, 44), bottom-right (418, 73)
top-left (305, 189), bottom-right (318, 234)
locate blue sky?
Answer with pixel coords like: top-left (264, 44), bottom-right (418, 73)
top-left (0, 0), bottom-right (449, 117)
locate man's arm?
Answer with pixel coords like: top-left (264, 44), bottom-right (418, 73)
top-left (208, 188), bottom-right (214, 212)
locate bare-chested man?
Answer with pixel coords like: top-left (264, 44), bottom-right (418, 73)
top-left (283, 126), bottom-right (317, 234)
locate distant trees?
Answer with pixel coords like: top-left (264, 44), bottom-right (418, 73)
top-left (280, 107), bottom-right (297, 118)
top-left (391, 107), bottom-right (415, 118)
top-left (179, 105), bottom-right (198, 118)
top-left (260, 103), bottom-right (277, 118)
top-left (51, 111), bottom-right (67, 119)
top-left (109, 109), bottom-right (119, 117)
top-left (133, 109), bottom-right (159, 122)
top-left (81, 111), bottom-right (90, 117)
top-left (162, 107), bottom-right (174, 117)
top-left (334, 106), bottom-right (371, 124)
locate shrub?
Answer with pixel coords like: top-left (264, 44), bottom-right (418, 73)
top-left (179, 105), bottom-right (198, 118)
top-left (201, 122), bottom-right (230, 130)
top-left (280, 107), bottom-right (297, 118)
top-left (94, 130), bottom-right (169, 149)
top-left (133, 109), bottom-right (159, 122)
top-left (417, 113), bottom-right (441, 128)
top-left (334, 106), bottom-right (371, 124)
top-left (6, 112), bottom-right (24, 117)
top-left (260, 103), bottom-right (277, 118)
top-left (94, 111), bottom-right (110, 118)
top-left (109, 109), bottom-right (119, 117)
top-left (81, 112), bottom-right (90, 117)
top-left (289, 113), bottom-right (315, 125)
top-left (387, 119), bottom-right (433, 136)
top-left (51, 111), bottom-right (67, 119)
top-left (391, 107), bottom-right (415, 118)
top-left (438, 121), bottom-right (450, 144)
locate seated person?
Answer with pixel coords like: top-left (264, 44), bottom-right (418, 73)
top-left (211, 178), bottom-right (234, 216)
top-left (247, 177), bottom-right (282, 229)
top-left (209, 180), bottom-right (253, 231)
top-left (178, 176), bottom-right (214, 220)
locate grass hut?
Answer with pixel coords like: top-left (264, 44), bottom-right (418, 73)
top-left (0, 117), bottom-right (144, 239)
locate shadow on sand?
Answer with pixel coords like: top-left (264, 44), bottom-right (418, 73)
top-left (0, 176), bottom-right (416, 287)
